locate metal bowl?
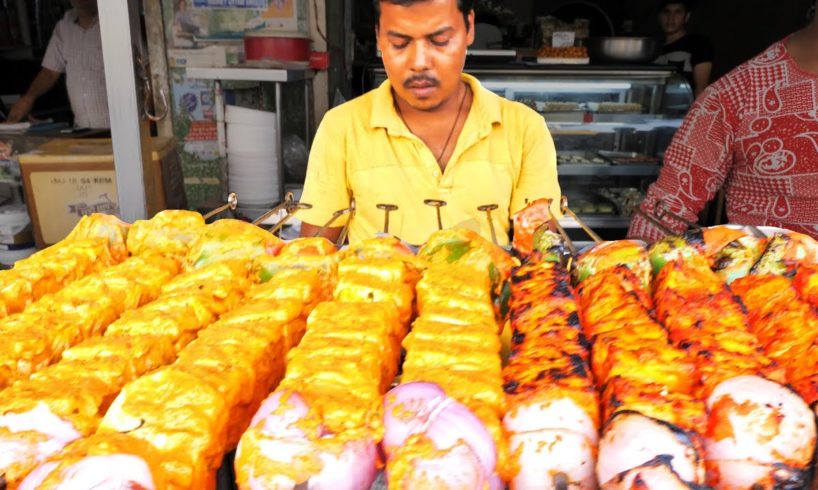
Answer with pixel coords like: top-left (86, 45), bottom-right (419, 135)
top-left (588, 37), bottom-right (660, 64)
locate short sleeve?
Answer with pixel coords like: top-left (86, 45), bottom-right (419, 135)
top-left (510, 109), bottom-right (562, 218)
top-left (691, 36), bottom-right (714, 67)
top-left (297, 110), bottom-right (352, 227)
top-left (42, 20), bottom-right (67, 73)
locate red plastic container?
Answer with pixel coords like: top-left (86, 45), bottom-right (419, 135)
top-left (309, 51), bottom-right (330, 70)
top-left (244, 31), bottom-right (311, 62)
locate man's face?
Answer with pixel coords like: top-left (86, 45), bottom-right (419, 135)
top-left (377, 0), bottom-right (475, 112)
top-left (70, 0), bottom-right (98, 12)
top-left (659, 3), bottom-right (689, 36)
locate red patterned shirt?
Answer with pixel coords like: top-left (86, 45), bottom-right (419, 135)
top-left (629, 38), bottom-right (818, 240)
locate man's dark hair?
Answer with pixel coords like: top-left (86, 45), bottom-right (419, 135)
top-left (657, 0), bottom-right (696, 13)
top-left (373, 0), bottom-right (474, 30)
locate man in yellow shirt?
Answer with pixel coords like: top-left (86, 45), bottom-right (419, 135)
top-left (299, 0), bottom-right (560, 246)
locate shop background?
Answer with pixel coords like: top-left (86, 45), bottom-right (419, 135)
top-left (0, 0), bottom-right (74, 125)
top-left (349, 0), bottom-right (815, 98)
top-left (1, 0), bottom-right (815, 209)
top-left (161, 0), bottom-right (314, 208)
top-left (626, 0), bottom-right (816, 80)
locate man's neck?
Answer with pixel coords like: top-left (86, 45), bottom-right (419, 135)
top-left (801, 16), bottom-right (818, 45)
top-left (787, 17), bottom-right (818, 74)
top-left (76, 9), bottom-right (97, 29)
top-left (665, 30), bottom-right (687, 44)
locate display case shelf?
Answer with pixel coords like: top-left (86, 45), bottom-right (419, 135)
top-left (559, 216), bottom-right (633, 229)
top-left (469, 65), bottom-right (693, 237)
top-left (557, 164), bottom-right (661, 176)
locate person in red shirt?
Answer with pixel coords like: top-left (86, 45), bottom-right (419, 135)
top-left (629, 1), bottom-right (818, 241)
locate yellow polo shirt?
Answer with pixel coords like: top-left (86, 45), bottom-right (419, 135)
top-left (299, 73), bottom-right (561, 246)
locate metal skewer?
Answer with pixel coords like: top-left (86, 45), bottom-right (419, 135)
top-left (313, 199), bottom-right (356, 247)
top-left (315, 200), bottom-right (355, 237)
top-left (654, 199), bottom-right (701, 230)
top-left (335, 198), bottom-right (356, 247)
top-left (252, 192), bottom-right (295, 226)
top-left (546, 198), bottom-right (578, 256)
top-left (632, 206), bottom-right (675, 235)
top-left (654, 200), bottom-right (767, 239)
top-left (423, 199), bottom-right (447, 231)
top-left (477, 204), bottom-right (500, 245)
top-left (203, 192), bottom-right (238, 220)
top-left (376, 203), bottom-right (398, 234)
top-left (745, 225), bottom-right (767, 239)
top-left (559, 196), bottom-right (602, 243)
top-left (553, 472), bottom-right (569, 490)
top-left (269, 201), bottom-right (312, 236)
top-left (251, 192), bottom-right (314, 235)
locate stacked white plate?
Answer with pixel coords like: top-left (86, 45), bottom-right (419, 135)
top-left (226, 105), bottom-right (280, 207)
top-left (0, 246), bottom-right (35, 270)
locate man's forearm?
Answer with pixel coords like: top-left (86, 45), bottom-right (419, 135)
top-left (23, 68), bottom-right (61, 101)
top-left (692, 62), bottom-right (712, 98)
top-left (300, 222), bottom-right (343, 243)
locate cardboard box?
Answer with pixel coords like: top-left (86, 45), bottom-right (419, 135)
top-left (167, 46), bottom-right (228, 68)
top-left (18, 137), bottom-right (184, 248)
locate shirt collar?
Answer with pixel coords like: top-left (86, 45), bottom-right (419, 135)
top-left (69, 9), bottom-right (99, 28)
top-left (370, 73), bottom-right (502, 137)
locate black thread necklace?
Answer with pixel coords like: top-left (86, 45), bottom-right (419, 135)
top-left (396, 82), bottom-right (470, 164)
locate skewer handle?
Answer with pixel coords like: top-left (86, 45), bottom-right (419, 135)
top-left (547, 199), bottom-right (578, 256)
top-left (315, 200), bottom-right (355, 240)
top-left (203, 192), bottom-right (239, 220)
top-left (654, 199), bottom-right (701, 230)
top-left (423, 199), bottom-right (447, 231)
top-left (632, 206), bottom-right (676, 235)
top-left (269, 201), bottom-right (313, 235)
top-left (376, 204), bottom-right (399, 234)
top-left (335, 198), bottom-right (356, 247)
top-left (560, 196), bottom-right (602, 243)
top-left (251, 192), bottom-right (294, 226)
top-left (477, 204), bottom-right (499, 245)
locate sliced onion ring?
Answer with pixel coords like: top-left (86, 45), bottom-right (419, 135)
top-left (382, 382), bottom-right (447, 450)
top-left (383, 382), bottom-right (497, 480)
top-left (250, 390), bottom-right (314, 439)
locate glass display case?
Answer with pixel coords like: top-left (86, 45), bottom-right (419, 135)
top-left (370, 65), bottom-right (694, 241)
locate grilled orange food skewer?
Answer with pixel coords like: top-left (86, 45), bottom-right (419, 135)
top-left (793, 266), bottom-right (818, 308)
top-left (652, 253), bottom-right (816, 489)
top-left (380, 229), bottom-right (511, 488)
top-left (731, 272), bottom-right (818, 416)
top-left (20, 237), bottom-right (340, 489)
top-left (577, 263), bottom-right (707, 489)
top-left (503, 255), bottom-right (599, 489)
top-left (0, 257), bottom-right (251, 488)
top-left (236, 237), bottom-right (418, 489)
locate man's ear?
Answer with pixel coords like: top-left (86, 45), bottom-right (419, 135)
top-left (684, 12), bottom-right (691, 23)
top-left (466, 9), bottom-right (475, 46)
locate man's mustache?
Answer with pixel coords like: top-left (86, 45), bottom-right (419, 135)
top-left (404, 75), bottom-right (440, 88)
